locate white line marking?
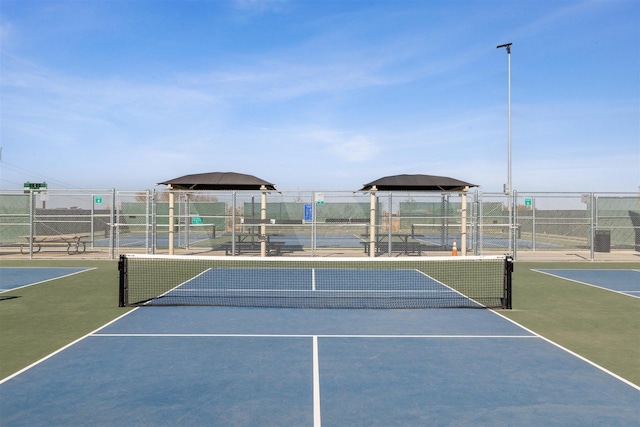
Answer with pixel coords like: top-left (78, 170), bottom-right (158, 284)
top-left (0, 267), bottom-right (96, 294)
top-left (171, 289), bottom-right (458, 293)
top-left (313, 335), bottom-right (321, 427)
top-left (0, 307), bottom-right (139, 384)
top-left (92, 333), bottom-right (535, 338)
top-left (489, 309), bottom-right (640, 392)
top-left (533, 269), bottom-right (640, 299)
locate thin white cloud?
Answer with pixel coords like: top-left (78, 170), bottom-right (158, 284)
top-left (326, 134), bottom-right (379, 163)
top-left (232, 0), bottom-right (290, 13)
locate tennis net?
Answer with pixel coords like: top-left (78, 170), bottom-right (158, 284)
top-left (118, 254), bottom-right (513, 309)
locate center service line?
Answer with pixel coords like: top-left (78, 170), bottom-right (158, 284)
top-left (313, 335), bottom-right (321, 427)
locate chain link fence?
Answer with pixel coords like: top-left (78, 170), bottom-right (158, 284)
top-left (1, 189), bottom-right (638, 259)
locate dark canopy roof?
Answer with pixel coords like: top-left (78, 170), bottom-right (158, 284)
top-left (159, 172), bottom-right (276, 190)
top-left (360, 174), bottom-right (476, 192)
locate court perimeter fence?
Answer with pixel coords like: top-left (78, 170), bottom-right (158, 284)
top-left (1, 188), bottom-right (638, 260)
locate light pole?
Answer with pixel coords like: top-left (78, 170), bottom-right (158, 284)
top-left (497, 42), bottom-right (513, 254)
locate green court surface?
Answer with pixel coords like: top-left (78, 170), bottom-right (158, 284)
top-left (500, 262), bottom-right (639, 386)
top-left (0, 260), bottom-right (127, 378)
top-left (1, 259), bottom-right (638, 386)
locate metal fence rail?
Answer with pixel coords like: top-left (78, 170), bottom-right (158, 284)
top-left (1, 189), bottom-right (638, 260)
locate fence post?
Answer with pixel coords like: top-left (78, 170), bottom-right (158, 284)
top-left (461, 187), bottom-right (468, 256)
top-left (590, 193), bottom-right (595, 261)
top-left (28, 190), bottom-right (34, 259)
top-left (387, 193), bottom-right (392, 256)
top-left (152, 189), bottom-right (157, 254)
top-left (512, 190), bottom-right (518, 259)
top-left (369, 186), bottom-right (377, 257)
top-left (532, 197), bottom-right (536, 251)
top-left (110, 189), bottom-right (116, 260)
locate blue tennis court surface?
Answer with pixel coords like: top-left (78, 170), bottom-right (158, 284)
top-left (0, 267), bottom-right (91, 293)
top-left (536, 269), bottom-right (640, 298)
top-left (1, 307), bottom-right (638, 426)
top-left (177, 267), bottom-right (449, 291)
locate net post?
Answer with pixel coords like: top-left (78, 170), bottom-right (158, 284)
top-left (118, 254), bottom-right (128, 307)
top-left (503, 255), bottom-right (513, 309)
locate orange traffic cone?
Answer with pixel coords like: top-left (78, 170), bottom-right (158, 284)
top-left (452, 238), bottom-right (458, 256)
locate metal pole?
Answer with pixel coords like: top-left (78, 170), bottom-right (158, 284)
top-left (461, 187), bottom-right (468, 255)
top-left (29, 190), bottom-right (34, 259)
top-left (311, 193), bottom-right (316, 256)
top-left (184, 193), bottom-right (190, 250)
top-left (145, 190), bottom-right (150, 254)
top-left (231, 191), bottom-right (236, 256)
top-left (497, 43), bottom-right (513, 254)
top-left (478, 190), bottom-right (484, 255)
top-left (168, 186), bottom-right (174, 255)
top-left (387, 193), bottom-right (392, 257)
top-left (152, 189), bottom-right (157, 254)
top-left (91, 195), bottom-right (95, 249)
top-left (532, 197), bottom-right (536, 251)
top-left (110, 188), bottom-right (116, 259)
top-left (369, 186), bottom-right (377, 257)
top-left (260, 185), bottom-right (267, 257)
top-left (512, 191), bottom-right (518, 259)
top-left (590, 193), bottom-right (596, 261)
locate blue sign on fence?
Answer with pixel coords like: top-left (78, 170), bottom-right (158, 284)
top-left (304, 203), bottom-right (313, 221)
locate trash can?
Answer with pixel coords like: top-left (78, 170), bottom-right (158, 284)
top-left (594, 230), bottom-right (611, 253)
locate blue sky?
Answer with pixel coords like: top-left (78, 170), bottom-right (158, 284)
top-left (1, 0), bottom-right (638, 192)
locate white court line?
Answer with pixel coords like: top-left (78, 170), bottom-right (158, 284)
top-left (169, 289), bottom-right (458, 293)
top-left (0, 307), bottom-right (139, 385)
top-left (313, 335), bottom-right (321, 427)
top-left (489, 309), bottom-right (640, 392)
top-left (92, 333), bottom-right (535, 338)
top-left (91, 332), bottom-right (533, 427)
top-left (533, 269), bottom-right (640, 299)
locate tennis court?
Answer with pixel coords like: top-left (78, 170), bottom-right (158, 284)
top-left (535, 269), bottom-right (640, 298)
top-left (0, 267), bottom-right (91, 293)
top-left (2, 306), bottom-right (639, 425)
top-left (1, 256), bottom-right (639, 425)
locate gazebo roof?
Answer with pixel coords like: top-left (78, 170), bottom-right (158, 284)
top-left (360, 174), bottom-right (476, 192)
top-left (159, 172), bottom-right (276, 191)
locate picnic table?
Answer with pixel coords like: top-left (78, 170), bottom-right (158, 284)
top-left (361, 233), bottom-right (426, 255)
top-left (19, 234), bottom-right (90, 255)
top-left (221, 233), bottom-right (285, 256)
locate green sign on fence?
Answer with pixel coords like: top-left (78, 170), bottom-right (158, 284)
top-left (23, 182), bottom-right (47, 193)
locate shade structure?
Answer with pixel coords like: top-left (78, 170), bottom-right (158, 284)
top-left (360, 174), bottom-right (477, 257)
top-left (159, 172), bottom-right (276, 191)
top-left (360, 174), bottom-right (476, 192)
top-left (158, 172), bottom-right (275, 256)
